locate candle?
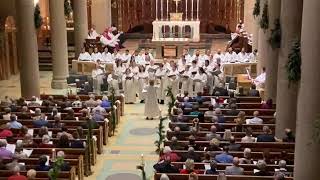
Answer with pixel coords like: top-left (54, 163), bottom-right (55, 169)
top-left (161, 0), bottom-right (163, 20)
top-left (52, 149), bottom-right (56, 161)
top-left (185, 0), bottom-right (188, 20)
top-left (167, 0), bottom-right (169, 20)
top-left (196, 0), bottom-right (199, 20)
top-left (141, 154), bottom-right (144, 165)
top-left (156, 0), bottom-right (158, 20)
top-left (191, 0), bottom-right (194, 20)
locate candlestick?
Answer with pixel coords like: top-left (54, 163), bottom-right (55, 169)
top-left (141, 154), bottom-right (145, 165)
top-left (175, 0), bottom-right (178, 13)
top-left (196, 0), bottom-right (199, 20)
top-left (191, 0), bottom-right (194, 20)
top-left (185, 0), bottom-right (188, 20)
top-left (161, 0), bottom-right (163, 20)
top-left (156, 0), bottom-right (158, 20)
top-left (52, 149), bottom-right (56, 161)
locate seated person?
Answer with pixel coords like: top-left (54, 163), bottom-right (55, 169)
top-left (153, 156), bottom-right (179, 173)
top-left (282, 128), bottom-right (295, 142)
top-left (275, 160), bottom-right (291, 177)
top-left (204, 105), bottom-right (215, 116)
top-left (261, 98), bottom-right (273, 109)
top-left (180, 159), bottom-right (200, 174)
top-left (39, 135), bottom-right (55, 148)
top-left (0, 139), bottom-right (13, 159)
top-left (215, 146), bottom-right (233, 163)
top-left (160, 146), bottom-right (181, 162)
top-left (181, 147), bottom-right (201, 162)
top-left (33, 114), bottom-right (49, 128)
top-left (189, 105), bottom-right (201, 116)
top-left (257, 126), bottom-right (276, 142)
top-left (101, 95), bottom-right (112, 108)
top-left (8, 166), bottom-right (27, 180)
top-left (36, 155), bottom-right (51, 171)
top-left (248, 111), bottom-right (263, 124)
top-left (205, 160), bottom-right (219, 175)
top-left (205, 125), bottom-right (221, 141)
top-left (2, 107), bottom-right (11, 120)
top-left (182, 97), bottom-right (193, 109)
top-left (228, 136), bottom-right (241, 151)
top-left (225, 103), bottom-right (240, 116)
top-left (248, 84), bottom-right (260, 97)
top-left (239, 148), bottom-right (253, 164)
top-left (254, 160), bottom-right (271, 176)
top-left (169, 136), bottom-right (184, 150)
top-left (241, 127), bottom-right (256, 143)
top-left (70, 132), bottom-right (86, 148)
top-left (215, 108), bottom-right (225, 123)
top-left (225, 157), bottom-right (244, 175)
top-left (56, 151), bottom-right (71, 171)
top-left (0, 124), bottom-right (13, 138)
top-left (212, 83), bottom-right (229, 96)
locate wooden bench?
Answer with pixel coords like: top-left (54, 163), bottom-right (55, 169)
top-left (0, 168), bottom-right (76, 180)
top-left (176, 96), bottom-right (262, 103)
top-left (173, 108), bottom-right (276, 116)
top-left (171, 115), bottom-right (275, 124)
top-left (154, 173), bottom-right (293, 180)
top-left (175, 102), bottom-right (276, 109)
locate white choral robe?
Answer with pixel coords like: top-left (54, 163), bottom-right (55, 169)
top-left (144, 85), bottom-right (161, 118)
top-left (155, 68), bottom-right (167, 101)
top-left (204, 65), bottom-right (214, 93)
top-left (223, 52), bottom-right (237, 63)
top-left (87, 30), bottom-right (99, 39)
top-left (123, 73), bottom-right (136, 103)
top-left (180, 70), bottom-right (191, 94)
top-left (78, 52), bottom-right (93, 61)
top-left (248, 53), bottom-right (258, 62)
top-left (146, 65), bottom-right (158, 80)
top-left (121, 53), bottom-right (131, 62)
top-left (138, 72), bottom-right (149, 101)
top-left (254, 72), bottom-right (266, 88)
top-left (91, 52), bottom-right (103, 61)
top-left (193, 73), bottom-right (208, 94)
top-left (107, 74), bottom-right (120, 95)
top-left (237, 52), bottom-right (249, 62)
top-left (101, 52), bottom-right (113, 63)
top-left (92, 68), bottom-right (105, 95)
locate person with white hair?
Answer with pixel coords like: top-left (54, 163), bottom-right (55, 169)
top-left (160, 146), bottom-right (180, 162)
top-left (215, 108), bottom-right (226, 123)
top-left (8, 166), bottom-right (27, 180)
top-left (275, 160), bottom-right (291, 177)
top-left (56, 151), bottom-right (71, 171)
top-left (92, 100), bottom-right (106, 114)
top-left (101, 95), bottom-right (111, 108)
top-left (0, 139), bottom-right (13, 159)
top-left (160, 174), bottom-right (170, 180)
top-left (254, 160), bottom-right (271, 176)
top-left (240, 148), bottom-right (253, 164)
top-left (248, 111), bottom-right (264, 124)
top-left (257, 126), bottom-right (276, 142)
top-left (180, 159), bottom-right (198, 174)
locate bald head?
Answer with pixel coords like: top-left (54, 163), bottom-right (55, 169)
top-left (233, 157), bottom-right (240, 166)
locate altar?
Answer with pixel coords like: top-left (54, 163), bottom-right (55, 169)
top-left (152, 0), bottom-right (201, 42)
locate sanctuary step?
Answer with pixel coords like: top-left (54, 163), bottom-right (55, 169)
top-left (38, 46), bottom-right (75, 71)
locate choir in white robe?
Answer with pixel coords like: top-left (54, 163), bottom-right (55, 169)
top-left (179, 69), bottom-right (191, 94)
top-left (237, 52), bottom-right (249, 62)
top-left (92, 68), bottom-right (105, 94)
top-left (138, 71), bottom-right (149, 101)
top-left (223, 51), bottom-right (237, 63)
top-left (107, 73), bottom-right (120, 95)
top-left (254, 72), bottom-right (266, 88)
top-left (78, 52), bottom-right (92, 61)
top-left (123, 72), bottom-right (136, 103)
top-left (101, 51), bottom-right (113, 63)
top-left (91, 52), bottom-right (103, 61)
top-left (144, 84), bottom-right (161, 118)
top-left (193, 72), bottom-right (208, 94)
top-left (121, 53), bottom-right (131, 62)
top-left (167, 71), bottom-right (179, 97)
top-left (155, 67), bottom-right (168, 102)
top-left (87, 29), bottom-right (99, 39)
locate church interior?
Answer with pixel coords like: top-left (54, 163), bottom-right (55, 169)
top-left (0, 0), bottom-right (319, 179)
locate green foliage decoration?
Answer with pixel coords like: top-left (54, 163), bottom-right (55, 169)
top-left (253, 0), bottom-right (261, 17)
top-left (259, 2), bottom-right (269, 30)
top-left (34, 3), bottom-right (43, 29)
top-left (48, 157), bottom-right (65, 180)
top-left (64, 0), bottom-right (73, 17)
top-left (286, 39), bottom-right (301, 87)
top-left (268, 18), bottom-right (281, 49)
top-left (165, 86), bottom-right (176, 116)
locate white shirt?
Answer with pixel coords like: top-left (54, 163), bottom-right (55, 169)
top-left (237, 52), bottom-right (249, 62)
top-left (78, 52), bottom-right (92, 61)
top-left (213, 53), bottom-right (224, 63)
top-left (87, 30), bottom-right (99, 39)
top-left (223, 52), bottom-right (237, 63)
top-left (91, 52), bottom-right (103, 61)
top-left (112, 53), bottom-right (122, 60)
top-left (248, 117), bottom-right (263, 124)
top-left (92, 68), bottom-right (104, 79)
top-left (101, 52), bottom-right (113, 62)
top-left (254, 72), bottom-right (266, 86)
top-left (193, 73), bottom-right (207, 83)
top-left (121, 53), bottom-right (131, 62)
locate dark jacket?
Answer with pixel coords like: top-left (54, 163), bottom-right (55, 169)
top-left (248, 89), bottom-right (260, 97)
top-left (153, 162), bottom-right (179, 173)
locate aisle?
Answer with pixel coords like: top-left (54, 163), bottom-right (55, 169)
top-left (86, 103), bottom-right (168, 180)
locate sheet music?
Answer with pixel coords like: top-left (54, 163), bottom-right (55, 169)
top-left (6, 144), bottom-right (16, 154)
top-left (204, 164), bottom-right (211, 170)
top-left (23, 149), bottom-right (33, 157)
top-left (28, 129), bottom-right (34, 136)
top-left (45, 155), bottom-right (50, 166)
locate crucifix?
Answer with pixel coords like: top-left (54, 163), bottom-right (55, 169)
top-left (173, 0), bottom-right (181, 13)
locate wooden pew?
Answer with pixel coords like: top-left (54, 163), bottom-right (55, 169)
top-left (171, 162), bottom-right (294, 172)
top-left (154, 173), bottom-right (293, 180)
top-left (0, 168), bottom-right (76, 180)
top-left (164, 141), bottom-right (295, 152)
top-left (176, 96), bottom-right (262, 103)
top-left (170, 115), bottom-right (275, 124)
top-left (173, 108), bottom-right (276, 116)
top-left (169, 122), bottom-right (276, 132)
top-left (175, 102), bottom-right (276, 109)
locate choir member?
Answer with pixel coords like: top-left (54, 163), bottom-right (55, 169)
top-left (144, 80), bottom-right (161, 120)
top-left (101, 47), bottom-right (113, 63)
top-left (92, 63), bottom-right (105, 95)
top-left (155, 64), bottom-right (168, 104)
top-left (87, 25), bottom-right (100, 39)
top-left (123, 68), bottom-right (136, 104)
top-left (78, 48), bottom-right (92, 61)
top-left (91, 47), bottom-right (103, 62)
top-left (193, 67), bottom-right (208, 94)
top-left (138, 66), bottom-right (149, 103)
top-left (237, 48), bottom-right (249, 62)
top-left (121, 49), bottom-right (132, 63)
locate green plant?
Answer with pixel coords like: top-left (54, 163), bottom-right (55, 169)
top-left (34, 3), bottom-right (43, 29)
top-left (48, 157), bottom-right (64, 180)
top-left (154, 115), bottom-right (167, 154)
top-left (259, 2), bottom-right (269, 30)
top-left (286, 39), bottom-right (301, 86)
top-left (109, 87), bottom-right (117, 135)
top-left (268, 18), bottom-right (281, 49)
top-left (64, 0), bottom-right (73, 17)
top-left (165, 87), bottom-right (176, 116)
top-left (253, 0), bottom-right (261, 17)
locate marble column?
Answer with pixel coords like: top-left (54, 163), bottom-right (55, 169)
top-left (295, 1), bottom-right (320, 179)
top-left (257, 0), bottom-right (268, 74)
top-left (265, 0), bottom-right (281, 101)
top-left (15, 0), bottom-right (40, 98)
top-left (73, 0), bottom-right (88, 58)
top-left (49, 0), bottom-right (69, 89)
top-left (275, 0), bottom-right (303, 137)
